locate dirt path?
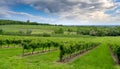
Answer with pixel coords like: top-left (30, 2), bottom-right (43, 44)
top-left (22, 49), bottom-right (58, 56)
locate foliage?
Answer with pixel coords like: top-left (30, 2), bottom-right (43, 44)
top-left (109, 43), bottom-right (120, 63)
top-left (26, 29), bottom-right (32, 35)
top-left (77, 26), bottom-right (120, 36)
top-left (54, 28), bottom-right (64, 34)
top-left (0, 29), bottom-right (3, 34)
top-left (0, 20), bottom-right (50, 25)
top-left (42, 33), bottom-right (51, 37)
top-left (59, 41), bottom-right (100, 61)
top-left (18, 30), bottom-right (25, 35)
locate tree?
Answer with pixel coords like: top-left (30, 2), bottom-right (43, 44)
top-left (27, 20), bottom-right (30, 24)
top-left (89, 30), bottom-right (97, 36)
top-left (67, 28), bottom-right (74, 34)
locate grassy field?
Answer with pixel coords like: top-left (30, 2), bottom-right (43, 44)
top-left (0, 25), bottom-right (53, 34)
top-left (1, 25), bottom-right (120, 69)
top-left (0, 25), bottom-right (77, 34)
top-left (0, 35), bottom-right (120, 69)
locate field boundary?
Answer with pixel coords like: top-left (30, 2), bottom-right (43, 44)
top-left (22, 49), bottom-right (58, 56)
top-left (109, 47), bottom-right (120, 65)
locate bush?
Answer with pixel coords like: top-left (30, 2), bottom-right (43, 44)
top-left (18, 30), bottom-right (25, 35)
top-left (42, 33), bottom-right (51, 37)
top-left (54, 28), bottom-right (64, 34)
top-left (89, 30), bottom-right (97, 36)
top-left (0, 29), bottom-right (3, 34)
top-left (26, 29), bottom-right (32, 35)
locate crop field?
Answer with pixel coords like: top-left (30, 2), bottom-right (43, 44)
top-left (0, 35), bottom-right (120, 69)
top-left (1, 24), bottom-right (120, 69)
top-left (0, 0), bottom-right (120, 68)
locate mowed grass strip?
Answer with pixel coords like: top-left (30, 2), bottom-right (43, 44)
top-left (69, 43), bottom-right (115, 69)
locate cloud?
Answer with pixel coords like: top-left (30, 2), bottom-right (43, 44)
top-left (20, 0), bottom-right (116, 12)
top-left (0, 0), bottom-right (120, 25)
top-left (20, 0), bottom-right (120, 23)
top-left (0, 6), bottom-right (53, 23)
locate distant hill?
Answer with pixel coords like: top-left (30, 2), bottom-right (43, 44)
top-left (0, 19), bottom-right (51, 25)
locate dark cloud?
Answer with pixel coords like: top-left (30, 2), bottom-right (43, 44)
top-left (21, 0), bottom-right (77, 13)
top-left (19, 0), bottom-right (116, 13)
top-left (0, 0), bottom-right (117, 13)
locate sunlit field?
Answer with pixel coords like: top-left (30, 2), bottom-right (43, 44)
top-left (0, 35), bottom-right (120, 69)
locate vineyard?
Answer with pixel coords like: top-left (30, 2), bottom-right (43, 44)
top-left (0, 35), bottom-right (100, 61)
top-left (108, 43), bottom-right (120, 64)
top-left (1, 23), bottom-right (120, 69)
top-left (0, 35), bottom-right (120, 69)
top-left (59, 41), bottom-right (100, 62)
top-left (0, 0), bottom-right (120, 68)
top-left (21, 39), bottom-right (59, 56)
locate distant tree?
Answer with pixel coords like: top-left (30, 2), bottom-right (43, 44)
top-left (89, 30), bottom-right (97, 36)
top-left (68, 28), bottom-right (73, 32)
top-left (76, 29), bottom-right (81, 35)
top-left (107, 28), bottom-right (119, 36)
top-left (67, 28), bottom-right (74, 34)
top-left (77, 28), bottom-right (90, 35)
top-left (27, 20), bottom-right (30, 24)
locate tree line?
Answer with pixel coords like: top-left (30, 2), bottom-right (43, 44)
top-left (0, 20), bottom-right (50, 25)
top-left (1, 19), bottom-right (120, 36)
top-left (77, 26), bottom-right (120, 36)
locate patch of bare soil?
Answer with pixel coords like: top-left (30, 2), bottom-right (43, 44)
top-left (0, 46), bottom-right (21, 49)
top-left (22, 49), bottom-right (58, 56)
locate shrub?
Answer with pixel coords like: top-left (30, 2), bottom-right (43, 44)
top-left (54, 28), bottom-right (64, 34)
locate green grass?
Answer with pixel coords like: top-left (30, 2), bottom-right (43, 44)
top-left (0, 36), bottom-right (118, 69)
top-left (1, 24), bottom-right (120, 69)
top-left (70, 43), bottom-right (115, 69)
top-left (0, 25), bottom-right (77, 35)
top-left (0, 25), bottom-right (54, 34)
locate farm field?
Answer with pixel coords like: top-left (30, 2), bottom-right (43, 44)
top-left (0, 25), bottom-right (77, 34)
top-left (1, 24), bottom-right (120, 69)
top-left (0, 35), bottom-right (120, 69)
top-left (0, 0), bottom-right (120, 68)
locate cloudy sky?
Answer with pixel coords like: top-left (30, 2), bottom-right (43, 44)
top-left (0, 0), bottom-right (120, 25)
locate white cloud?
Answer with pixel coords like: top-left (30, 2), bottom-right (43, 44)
top-left (20, 0), bottom-right (120, 23)
top-left (0, 0), bottom-right (120, 25)
top-left (0, 6), bottom-right (54, 23)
